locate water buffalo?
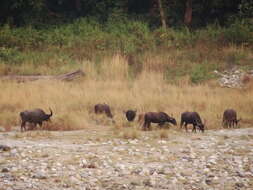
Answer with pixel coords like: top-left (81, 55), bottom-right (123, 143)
top-left (20, 108), bottom-right (53, 132)
top-left (125, 110), bottom-right (137, 122)
top-left (180, 112), bottom-right (205, 133)
top-left (222, 109), bottom-right (240, 128)
top-left (94, 103), bottom-right (113, 118)
top-left (143, 112), bottom-right (177, 131)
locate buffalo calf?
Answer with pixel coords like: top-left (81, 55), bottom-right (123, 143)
top-left (143, 112), bottom-right (177, 131)
top-left (222, 109), bottom-right (240, 128)
top-left (94, 103), bottom-right (113, 118)
top-left (180, 111), bottom-right (205, 133)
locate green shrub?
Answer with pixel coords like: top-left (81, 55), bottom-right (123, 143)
top-left (223, 19), bottom-right (253, 45)
top-left (0, 18), bottom-right (252, 78)
top-left (0, 47), bottom-right (24, 64)
top-left (197, 24), bottom-right (224, 43)
top-left (190, 63), bottom-right (217, 84)
top-left (105, 19), bottom-right (154, 54)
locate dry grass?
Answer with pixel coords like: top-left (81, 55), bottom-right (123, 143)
top-left (13, 131), bottom-right (53, 139)
top-left (159, 129), bottom-right (169, 139)
top-left (120, 128), bottom-right (140, 139)
top-left (0, 53), bottom-right (252, 131)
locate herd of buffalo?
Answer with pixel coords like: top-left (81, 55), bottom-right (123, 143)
top-left (19, 103), bottom-right (241, 133)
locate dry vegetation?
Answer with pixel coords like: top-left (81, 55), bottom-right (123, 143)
top-left (0, 52), bottom-right (253, 132)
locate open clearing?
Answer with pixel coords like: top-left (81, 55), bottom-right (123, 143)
top-left (0, 126), bottom-right (252, 190)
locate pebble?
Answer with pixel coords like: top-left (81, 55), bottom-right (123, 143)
top-left (1, 168), bottom-right (9, 173)
top-left (0, 128), bottom-right (252, 189)
top-left (32, 171), bottom-right (47, 179)
top-left (0, 145), bottom-right (11, 151)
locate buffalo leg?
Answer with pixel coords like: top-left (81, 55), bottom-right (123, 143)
top-left (158, 122), bottom-right (165, 129)
top-left (147, 122), bottom-right (151, 131)
top-left (192, 125), bottom-right (197, 133)
top-left (225, 121), bottom-right (228, 128)
top-left (142, 122), bottom-right (146, 131)
top-left (180, 121), bottom-right (184, 129)
top-left (32, 123), bottom-right (37, 130)
top-left (228, 121), bottom-right (232, 128)
top-left (184, 123), bottom-right (188, 132)
top-left (143, 121), bottom-right (148, 131)
top-left (233, 120), bottom-right (238, 128)
top-left (38, 122), bottom-right (43, 130)
top-left (21, 121), bottom-right (26, 132)
top-left (234, 120), bottom-right (238, 128)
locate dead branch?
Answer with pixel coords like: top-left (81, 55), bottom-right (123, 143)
top-left (0, 69), bottom-right (85, 82)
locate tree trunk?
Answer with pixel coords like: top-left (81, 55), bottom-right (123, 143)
top-left (184, 0), bottom-right (192, 27)
top-left (0, 69), bottom-right (85, 82)
top-left (157, 0), bottom-right (167, 29)
top-left (75, 0), bottom-right (81, 12)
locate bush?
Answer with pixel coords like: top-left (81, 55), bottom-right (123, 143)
top-left (190, 63), bottom-right (213, 84)
top-left (105, 19), bottom-right (154, 54)
top-left (223, 19), bottom-right (253, 45)
top-left (0, 47), bottom-right (24, 64)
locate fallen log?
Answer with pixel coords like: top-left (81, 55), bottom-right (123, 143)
top-left (0, 69), bottom-right (85, 82)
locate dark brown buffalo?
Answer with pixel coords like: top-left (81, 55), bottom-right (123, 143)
top-left (94, 103), bottom-right (113, 118)
top-left (222, 109), bottom-right (240, 128)
top-left (180, 112), bottom-right (205, 133)
top-left (143, 112), bottom-right (177, 130)
top-left (20, 108), bottom-right (53, 132)
top-left (125, 110), bottom-right (137, 122)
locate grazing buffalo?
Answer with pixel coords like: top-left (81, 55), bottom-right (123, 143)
top-left (222, 109), bottom-right (240, 128)
top-left (94, 103), bottom-right (113, 118)
top-left (125, 110), bottom-right (137, 122)
top-left (143, 112), bottom-right (177, 131)
top-left (20, 108), bottom-right (53, 132)
top-left (180, 112), bottom-right (205, 133)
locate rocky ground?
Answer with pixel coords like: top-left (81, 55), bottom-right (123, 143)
top-left (0, 126), bottom-right (252, 190)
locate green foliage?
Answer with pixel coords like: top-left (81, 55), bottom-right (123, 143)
top-left (0, 17), bottom-right (252, 82)
top-left (0, 17), bottom-right (156, 55)
top-left (190, 64), bottom-right (208, 84)
top-left (239, 0), bottom-right (253, 18)
top-left (153, 27), bottom-right (198, 49)
top-left (223, 19), bottom-right (253, 45)
top-left (0, 47), bottom-right (23, 64)
top-left (197, 24), bottom-right (224, 43)
top-left (0, 25), bottom-right (45, 49)
top-left (105, 19), bottom-right (154, 54)
top-left (190, 62), bottom-right (217, 84)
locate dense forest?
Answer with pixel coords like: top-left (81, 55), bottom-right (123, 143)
top-left (0, 0), bottom-right (252, 82)
top-left (0, 0), bottom-right (252, 27)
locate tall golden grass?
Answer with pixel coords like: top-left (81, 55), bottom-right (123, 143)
top-left (0, 53), bottom-right (252, 131)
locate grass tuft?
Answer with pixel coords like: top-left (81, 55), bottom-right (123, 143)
top-left (159, 129), bottom-right (169, 139)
